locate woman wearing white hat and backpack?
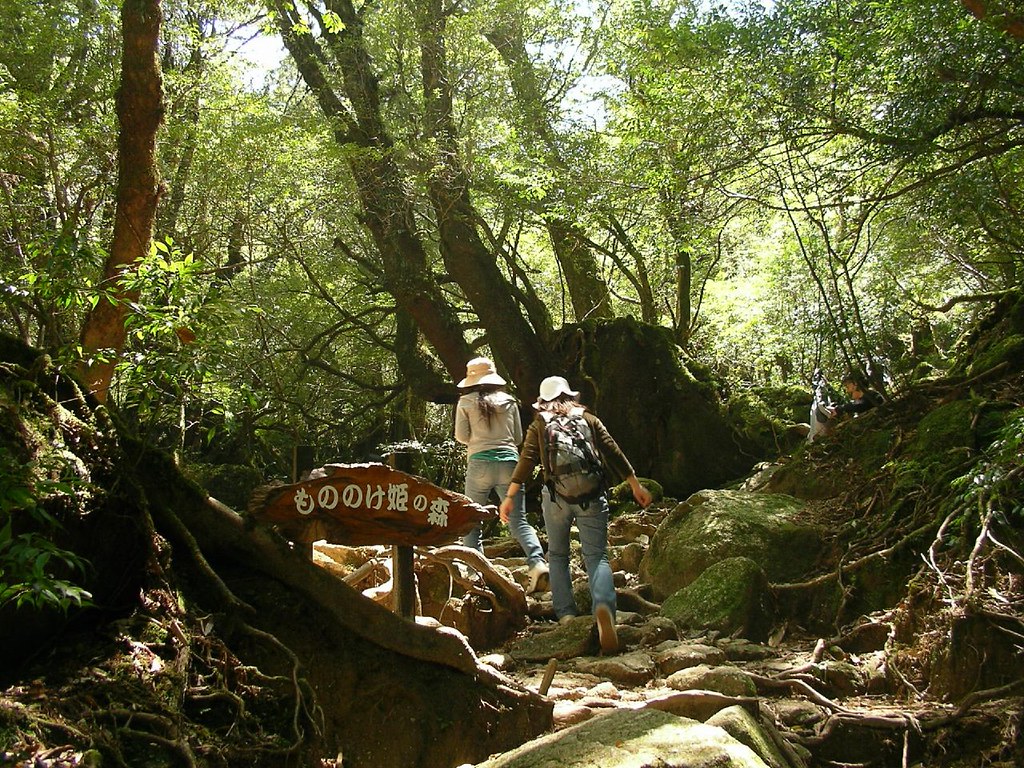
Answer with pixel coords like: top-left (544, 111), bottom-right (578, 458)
top-left (455, 357), bottom-right (549, 592)
top-left (500, 375), bottom-right (652, 654)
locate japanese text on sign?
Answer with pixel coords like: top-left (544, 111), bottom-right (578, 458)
top-left (293, 482), bottom-right (450, 527)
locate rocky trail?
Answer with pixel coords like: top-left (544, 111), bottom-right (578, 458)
top-left (392, 496), bottom-right (1020, 768)
top-left (479, 609), bottom-right (947, 768)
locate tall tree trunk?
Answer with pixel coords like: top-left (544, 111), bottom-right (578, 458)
top-left (273, 0), bottom-right (557, 399)
top-left (602, 214), bottom-right (657, 324)
top-left (79, 0), bottom-right (164, 403)
top-left (546, 219), bottom-right (613, 322)
top-left (416, 0), bottom-right (552, 393)
top-left (674, 247), bottom-right (692, 348)
top-left (659, 189), bottom-right (695, 349)
top-left (485, 24), bottom-right (613, 322)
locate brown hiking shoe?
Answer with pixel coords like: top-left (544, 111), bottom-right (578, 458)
top-left (594, 604), bottom-right (619, 654)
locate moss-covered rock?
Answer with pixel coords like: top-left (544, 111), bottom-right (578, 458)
top-left (756, 448), bottom-right (849, 500)
top-left (661, 557), bottom-right (773, 642)
top-left (723, 386), bottom-right (809, 460)
top-left (609, 477), bottom-right (664, 516)
top-left (764, 413), bottom-right (894, 499)
top-left (949, 292), bottom-right (1024, 378)
top-left (968, 334), bottom-right (1024, 377)
top-left (706, 705), bottom-right (793, 768)
top-left (639, 490), bottom-right (822, 600)
top-left (665, 663), bottom-right (758, 697)
top-left (475, 707), bottom-right (771, 768)
top-left (908, 400), bottom-right (976, 458)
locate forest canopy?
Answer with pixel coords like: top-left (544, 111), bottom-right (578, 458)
top-left (1, 0), bottom-right (1021, 475)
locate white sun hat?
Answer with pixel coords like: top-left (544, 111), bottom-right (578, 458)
top-left (537, 375), bottom-right (579, 402)
top-left (457, 357), bottom-right (506, 388)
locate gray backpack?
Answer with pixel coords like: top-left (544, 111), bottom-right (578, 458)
top-left (542, 412), bottom-right (604, 504)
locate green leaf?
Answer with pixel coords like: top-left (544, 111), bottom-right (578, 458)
top-left (323, 11), bottom-right (345, 34)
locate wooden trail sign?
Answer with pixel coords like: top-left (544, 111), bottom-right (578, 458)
top-left (248, 463), bottom-right (496, 547)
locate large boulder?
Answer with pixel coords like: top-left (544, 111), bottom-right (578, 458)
top-left (639, 490), bottom-right (823, 600)
top-left (707, 705), bottom-right (803, 768)
top-left (507, 615), bottom-right (599, 661)
top-left (665, 664), bottom-right (757, 697)
top-left (473, 707), bottom-right (771, 767)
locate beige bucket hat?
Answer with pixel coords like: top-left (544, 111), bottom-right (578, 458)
top-left (457, 357), bottom-right (506, 388)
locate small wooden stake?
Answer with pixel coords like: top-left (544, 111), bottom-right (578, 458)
top-left (292, 444), bottom-right (316, 483)
top-left (539, 657), bottom-right (558, 696)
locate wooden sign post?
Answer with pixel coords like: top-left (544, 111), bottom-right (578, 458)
top-left (388, 451), bottom-right (416, 619)
top-left (248, 462), bottom-right (495, 620)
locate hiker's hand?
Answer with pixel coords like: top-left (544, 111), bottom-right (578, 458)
top-left (634, 485), bottom-right (652, 509)
top-left (629, 477), bottom-right (652, 508)
top-left (499, 496), bottom-right (514, 523)
top-left (500, 483), bottom-right (522, 522)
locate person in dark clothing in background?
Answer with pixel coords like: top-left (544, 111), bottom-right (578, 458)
top-left (833, 373), bottom-right (884, 417)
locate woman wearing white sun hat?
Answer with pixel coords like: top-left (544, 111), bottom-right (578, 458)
top-left (454, 357), bottom-right (548, 592)
top-left (500, 375), bottom-right (652, 654)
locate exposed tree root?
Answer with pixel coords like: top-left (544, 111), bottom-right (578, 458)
top-left (948, 679), bottom-right (1024, 721)
top-left (749, 672), bottom-right (854, 715)
top-left (3, 338), bottom-right (556, 768)
top-left (421, 544), bottom-right (528, 614)
top-left (152, 500), bottom-right (255, 616)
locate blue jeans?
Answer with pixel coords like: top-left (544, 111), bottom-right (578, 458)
top-left (463, 459), bottom-right (545, 568)
top-left (541, 486), bottom-right (615, 620)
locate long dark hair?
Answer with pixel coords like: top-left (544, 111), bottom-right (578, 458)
top-left (464, 384), bottom-right (504, 424)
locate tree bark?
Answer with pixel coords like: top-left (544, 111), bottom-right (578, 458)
top-left (659, 190), bottom-right (695, 348)
top-left (547, 218), bottom-right (614, 322)
top-left (602, 214), bottom-right (657, 324)
top-left (674, 248), bottom-right (692, 348)
top-left (78, 0), bottom-right (164, 403)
